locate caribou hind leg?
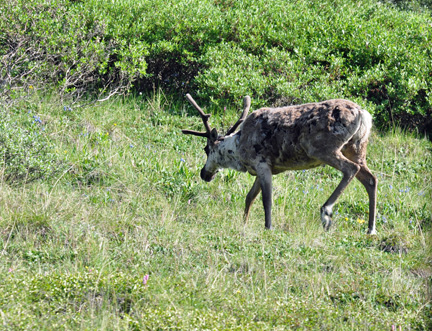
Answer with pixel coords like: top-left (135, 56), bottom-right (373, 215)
top-left (355, 166), bottom-right (377, 234)
top-left (342, 143), bottom-right (378, 234)
top-left (315, 151), bottom-right (361, 231)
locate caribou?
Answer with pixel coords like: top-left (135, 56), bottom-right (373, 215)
top-left (182, 94), bottom-right (377, 234)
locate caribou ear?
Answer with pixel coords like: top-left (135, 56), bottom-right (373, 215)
top-left (210, 128), bottom-right (218, 142)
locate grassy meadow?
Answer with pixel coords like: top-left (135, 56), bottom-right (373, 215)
top-left (1, 0), bottom-right (432, 329)
top-left (0, 92), bottom-right (431, 329)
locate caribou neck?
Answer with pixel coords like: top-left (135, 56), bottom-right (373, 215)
top-left (217, 132), bottom-right (247, 172)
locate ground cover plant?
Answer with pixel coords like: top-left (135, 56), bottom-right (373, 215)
top-left (1, 0), bottom-right (432, 329)
top-left (0, 91), bottom-right (431, 329)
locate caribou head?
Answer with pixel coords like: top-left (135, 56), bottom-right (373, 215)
top-left (182, 94), bottom-right (251, 182)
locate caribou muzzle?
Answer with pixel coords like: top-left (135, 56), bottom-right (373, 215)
top-left (200, 168), bottom-right (217, 182)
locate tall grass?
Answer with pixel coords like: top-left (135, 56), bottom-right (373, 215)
top-left (0, 91), bottom-right (430, 329)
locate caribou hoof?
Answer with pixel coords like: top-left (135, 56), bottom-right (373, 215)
top-left (367, 228), bottom-right (377, 235)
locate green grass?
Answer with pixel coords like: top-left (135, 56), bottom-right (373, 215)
top-left (1, 91), bottom-right (431, 330)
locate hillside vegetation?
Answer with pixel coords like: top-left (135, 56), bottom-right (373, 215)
top-left (0, 0), bottom-right (431, 329)
top-left (2, 0), bottom-right (432, 132)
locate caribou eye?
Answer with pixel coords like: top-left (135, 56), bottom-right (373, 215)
top-left (204, 145), bottom-right (210, 155)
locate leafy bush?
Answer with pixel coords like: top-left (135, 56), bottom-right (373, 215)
top-left (1, 0), bottom-right (431, 132)
top-left (0, 0), bottom-right (148, 104)
top-left (0, 108), bottom-right (59, 183)
top-left (192, 0), bottom-right (432, 132)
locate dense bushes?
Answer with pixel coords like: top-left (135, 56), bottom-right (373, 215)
top-left (0, 0), bottom-right (148, 103)
top-left (1, 0), bottom-right (431, 132)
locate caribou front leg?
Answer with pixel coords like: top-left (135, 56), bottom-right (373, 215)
top-left (244, 177), bottom-right (261, 225)
top-left (256, 164), bottom-right (273, 230)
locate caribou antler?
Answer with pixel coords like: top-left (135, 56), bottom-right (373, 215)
top-left (182, 94), bottom-right (251, 138)
top-left (182, 94), bottom-right (212, 138)
top-left (226, 96), bottom-right (251, 135)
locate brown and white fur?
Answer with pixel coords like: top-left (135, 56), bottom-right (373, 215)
top-left (182, 94), bottom-right (377, 234)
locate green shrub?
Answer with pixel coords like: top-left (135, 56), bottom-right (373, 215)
top-left (1, 0), bottom-right (431, 132)
top-left (193, 0), bottom-right (432, 132)
top-left (0, 0), bottom-right (148, 103)
top-left (0, 109), bottom-right (59, 183)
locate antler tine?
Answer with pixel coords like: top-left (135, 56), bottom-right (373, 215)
top-left (181, 129), bottom-right (210, 137)
top-left (182, 94), bottom-right (212, 137)
top-left (226, 95), bottom-right (251, 135)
